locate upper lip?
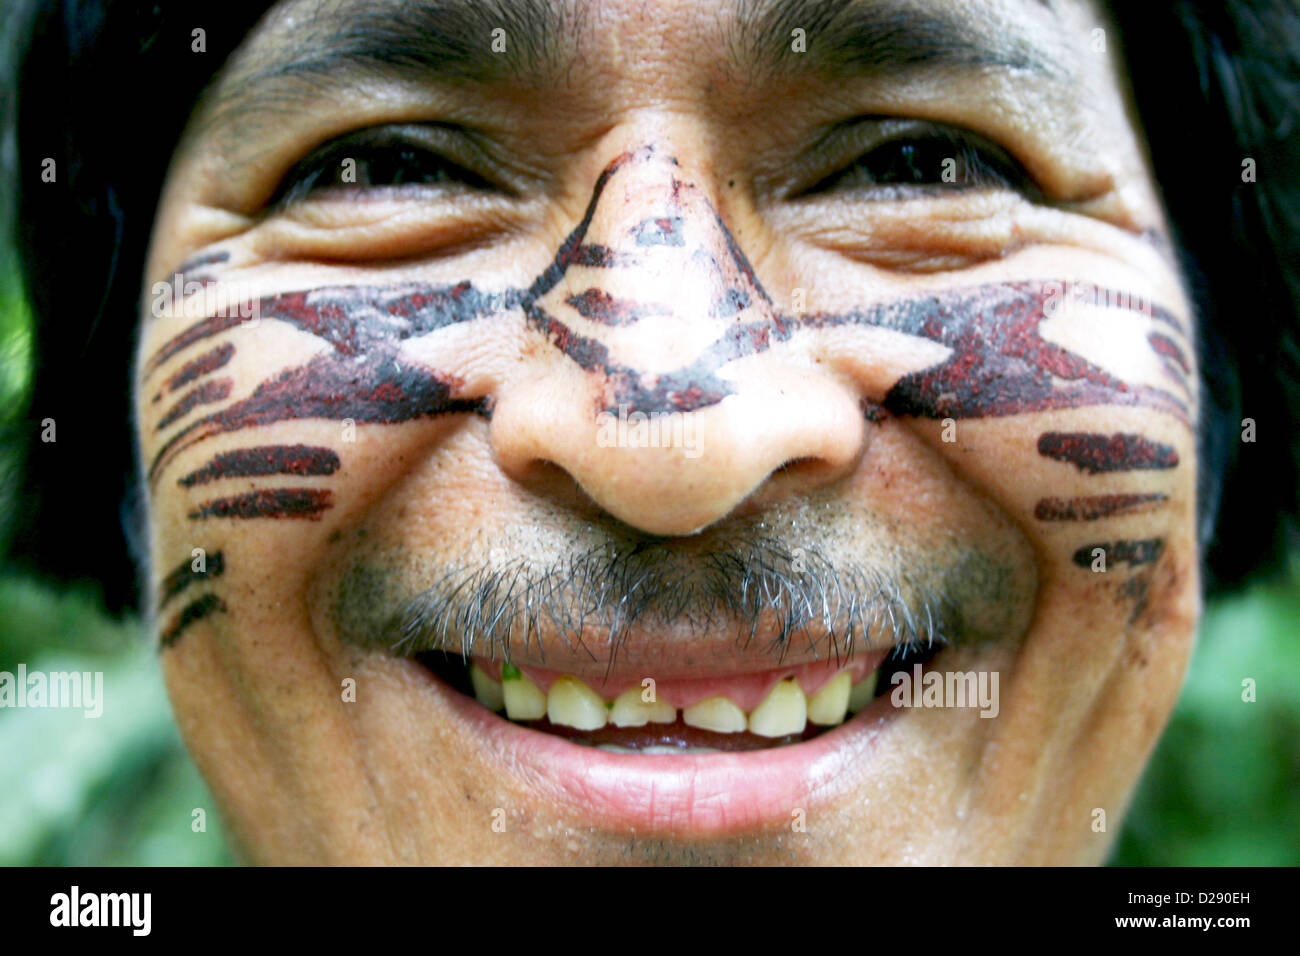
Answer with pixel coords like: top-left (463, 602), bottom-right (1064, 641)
top-left (382, 570), bottom-right (944, 680)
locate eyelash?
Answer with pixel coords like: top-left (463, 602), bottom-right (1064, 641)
top-left (270, 123), bottom-right (1040, 209)
top-left (799, 127), bottom-right (1042, 199)
top-left (270, 132), bottom-right (496, 207)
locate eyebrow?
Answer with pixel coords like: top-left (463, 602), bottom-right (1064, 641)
top-left (248, 0), bottom-right (571, 86)
top-left (731, 0), bottom-right (1062, 80)
top-left (197, 0), bottom-right (1067, 152)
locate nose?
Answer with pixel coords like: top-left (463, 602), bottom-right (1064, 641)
top-left (490, 146), bottom-right (866, 536)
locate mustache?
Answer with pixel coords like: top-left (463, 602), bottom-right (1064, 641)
top-left (335, 533), bottom-right (998, 668)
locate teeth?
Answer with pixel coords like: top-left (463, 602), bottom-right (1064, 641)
top-left (682, 696), bottom-right (747, 733)
top-left (847, 670), bottom-right (879, 714)
top-left (547, 676), bottom-right (608, 730)
top-left (747, 678), bottom-right (808, 737)
top-left (501, 664), bottom-right (548, 721)
top-left (486, 662), bottom-right (883, 734)
top-left (469, 662), bottom-right (504, 711)
top-left (806, 671), bottom-right (851, 726)
top-left (609, 687), bottom-right (677, 727)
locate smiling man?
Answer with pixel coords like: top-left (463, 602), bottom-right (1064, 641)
top-left (10, 0), bottom-right (1300, 864)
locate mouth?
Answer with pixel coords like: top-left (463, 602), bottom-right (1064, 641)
top-left (407, 641), bottom-right (943, 836)
top-left (418, 648), bottom-right (911, 752)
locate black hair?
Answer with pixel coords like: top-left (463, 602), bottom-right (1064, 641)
top-left (1107, 0), bottom-right (1300, 591)
top-left (3, 0), bottom-right (1298, 614)
top-left (5, 2), bottom-right (271, 612)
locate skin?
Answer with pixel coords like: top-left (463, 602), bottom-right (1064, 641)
top-left (136, 0), bottom-right (1200, 863)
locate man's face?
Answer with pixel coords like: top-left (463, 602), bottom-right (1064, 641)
top-left (134, 0), bottom-right (1199, 863)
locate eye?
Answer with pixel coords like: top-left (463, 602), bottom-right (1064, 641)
top-left (798, 123), bottom-right (1043, 200)
top-left (269, 125), bottom-right (498, 208)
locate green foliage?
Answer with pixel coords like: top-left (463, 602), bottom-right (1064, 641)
top-left (0, 261), bottom-right (31, 553)
top-left (1111, 570), bottom-right (1300, 865)
top-left (0, 576), bottom-right (234, 866)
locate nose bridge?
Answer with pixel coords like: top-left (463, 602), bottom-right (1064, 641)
top-left (492, 144), bottom-right (866, 537)
top-left (529, 144), bottom-right (776, 391)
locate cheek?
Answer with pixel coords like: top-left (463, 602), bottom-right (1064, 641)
top-left (807, 280), bottom-right (1197, 601)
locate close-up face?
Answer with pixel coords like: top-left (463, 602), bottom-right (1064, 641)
top-left (134, 0), bottom-right (1200, 864)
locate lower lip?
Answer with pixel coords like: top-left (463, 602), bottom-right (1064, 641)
top-left (417, 655), bottom-right (900, 836)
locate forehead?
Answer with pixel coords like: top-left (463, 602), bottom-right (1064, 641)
top-left (204, 0), bottom-right (1110, 115)
top-left (229, 0), bottom-right (1085, 68)
top-left (183, 0), bottom-right (1141, 220)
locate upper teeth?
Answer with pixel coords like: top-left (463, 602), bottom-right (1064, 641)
top-left (682, 696), bottom-right (748, 733)
top-left (608, 687), bottom-right (676, 727)
top-left (546, 676), bottom-right (608, 730)
top-left (499, 663), bottom-right (548, 721)
top-left (469, 661), bottom-right (505, 712)
top-left (806, 670), bottom-right (851, 726)
top-left (745, 679), bottom-right (807, 737)
top-left (482, 662), bottom-right (879, 734)
top-left (847, 670), bottom-right (879, 714)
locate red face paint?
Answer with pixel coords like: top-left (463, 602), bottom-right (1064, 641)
top-left (168, 249), bottom-right (230, 288)
top-left (152, 342), bottom-right (235, 403)
top-left (1148, 332), bottom-right (1191, 374)
top-left (564, 288), bottom-right (669, 326)
top-left (187, 488), bottom-right (333, 521)
top-left (1034, 493), bottom-right (1168, 521)
top-left (157, 550), bottom-right (225, 607)
top-left (178, 445), bottom-right (340, 487)
top-left (156, 378), bottom-right (232, 430)
top-left (1071, 538), bottom-right (1165, 569)
top-left (160, 593), bottom-right (226, 647)
top-left (145, 281), bottom-right (506, 374)
top-left (1037, 432), bottom-right (1180, 473)
top-left (150, 354), bottom-right (479, 481)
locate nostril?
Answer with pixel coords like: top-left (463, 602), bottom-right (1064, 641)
top-left (502, 458), bottom-right (627, 522)
top-left (774, 457), bottom-right (820, 475)
top-left (763, 455), bottom-right (850, 493)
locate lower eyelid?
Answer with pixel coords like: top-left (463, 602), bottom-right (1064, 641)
top-left (787, 189), bottom-right (1025, 233)
top-left (249, 196), bottom-right (524, 263)
top-left (781, 192), bottom-right (1156, 274)
top-left (782, 192), bottom-right (1038, 270)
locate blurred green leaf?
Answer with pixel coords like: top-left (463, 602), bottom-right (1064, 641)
top-left (1111, 570), bottom-right (1300, 865)
top-left (0, 577), bottom-right (233, 866)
